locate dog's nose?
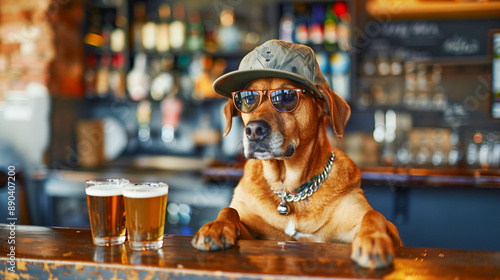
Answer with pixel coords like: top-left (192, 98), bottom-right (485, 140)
top-left (245, 121), bottom-right (270, 141)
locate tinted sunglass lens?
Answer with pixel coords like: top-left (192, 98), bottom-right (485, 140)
top-left (234, 91), bottom-right (260, 112)
top-left (271, 89), bottom-right (298, 112)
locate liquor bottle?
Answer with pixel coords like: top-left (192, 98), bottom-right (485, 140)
top-left (193, 55), bottom-right (213, 100)
top-left (390, 55), bottom-right (403, 76)
top-left (187, 10), bottom-right (204, 52)
top-left (84, 9), bottom-right (104, 48)
top-left (161, 95), bottom-right (183, 144)
top-left (110, 15), bottom-right (126, 53)
top-left (95, 54), bottom-right (111, 97)
top-left (109, 53), bottom-right (126, 99)
top-left (293, 3), bottom-right (309, 44)
top-left (309, 4), bottom-right (324, 46)
top-left (156, 3), bottom-right (171, 53)
top-left (84, 54), bottom-right (97, 97)
top-left (244, 5), bottom-right (263, 50)
top-left (217, 8), bottom-right (240, 52)
top-left (101, 12), bottom-right (113, 51)
top-left (202, 9), bottom-right (218, 53)
top-left (137, 100), bottom-right (152, 144)
top-left (169, 3), bottom-right (186, 52)
top-left (142, 11), bottom-right (157, 52)
top-left (131, 1), bottom-right (146, 52)
top-left (448, 130), bottom-right (462, 166)
top-left (431, 64), bottom-right (447, 111)
top-left (403, 61), bottom-right (416, 109)
top-left (324, 5), bottom-right (338, 51)
top-left (151, 55), bottom-right (176, 101)
top-left (415, 64), bottom-right (430, 110)
top-left (333, 1), bottom-right (351, 51)
top-left (279, 4), bottom-right (294, 42)
top-left (127, 53), bottom-right (150, 101)
top-left (330, 51), bottom-right (350, 100)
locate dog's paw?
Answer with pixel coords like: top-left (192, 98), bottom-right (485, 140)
top-left (191, 220), bottom-right (240, 251)
top-left (351, 232), bottom-right (394, 269)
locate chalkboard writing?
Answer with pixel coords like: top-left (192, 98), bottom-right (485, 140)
top-left (363, 19), bottom-right (500, 60)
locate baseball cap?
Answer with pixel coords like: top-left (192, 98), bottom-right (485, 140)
top-left (213, 39), bottom-right (330, 101)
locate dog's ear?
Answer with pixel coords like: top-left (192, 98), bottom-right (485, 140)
top-left (316, 84), bottom-right (351, 139)
top-left (222, 99), bottom-right (240, 137)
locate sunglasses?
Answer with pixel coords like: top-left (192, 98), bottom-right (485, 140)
top-left (231, 88), bottom-right (311, 113)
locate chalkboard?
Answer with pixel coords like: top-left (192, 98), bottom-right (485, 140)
top-left (360, 19), bottom-right (500, 60)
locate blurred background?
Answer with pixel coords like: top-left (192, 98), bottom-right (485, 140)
top-left (0, 0), bottom-right (499, 251)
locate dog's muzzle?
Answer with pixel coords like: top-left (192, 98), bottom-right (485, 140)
top-left (243, 120), bottom-right (295, 160)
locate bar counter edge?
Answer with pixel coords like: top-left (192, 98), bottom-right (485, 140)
top-left (1, 224), bottom-right (500, 280)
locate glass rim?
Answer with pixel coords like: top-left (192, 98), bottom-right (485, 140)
top-left (123, 182), bottom-right (168, 188)
top-left (85, 178), bottom-right (130, 186)
top-left (122, 182), bottom-right (169, 198)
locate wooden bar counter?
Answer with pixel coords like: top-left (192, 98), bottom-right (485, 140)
top-left (1, 224), bottom-right (500, 280)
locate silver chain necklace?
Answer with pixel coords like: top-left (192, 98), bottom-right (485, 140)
top-left (273, 151), bottom-right (335, 215)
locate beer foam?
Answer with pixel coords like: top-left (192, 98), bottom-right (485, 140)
top-left (86, 185), bottom-right (123, 197)
top-left (123, 184), bottom-right (169, 198)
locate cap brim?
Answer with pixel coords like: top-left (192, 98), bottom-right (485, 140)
top-left (213, 69), bottom-right (323, 99)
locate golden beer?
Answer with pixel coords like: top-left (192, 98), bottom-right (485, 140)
top-left (86, 179), bottom-right (128, 246)
top-left (123, 182), bottom-right (168, 251)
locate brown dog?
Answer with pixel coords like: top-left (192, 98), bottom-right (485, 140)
top-left (191, 40), bottom-right (401, 269)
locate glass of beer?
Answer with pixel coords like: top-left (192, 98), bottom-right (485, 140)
top-left (86, 178), bottom-right (128, 246)
top-left (123, 182), bottom-right (168, 251)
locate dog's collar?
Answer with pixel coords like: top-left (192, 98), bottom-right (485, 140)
top-left (274, 151), bottom-right (335, 215)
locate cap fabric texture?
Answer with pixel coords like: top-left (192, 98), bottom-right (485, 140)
top-left (213, 40), bottom-right (330, 101)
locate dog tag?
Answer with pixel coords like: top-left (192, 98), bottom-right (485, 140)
top-left (277, 197), bottom-right (289, 215)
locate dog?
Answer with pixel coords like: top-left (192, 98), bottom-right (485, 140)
top-left (191, 40), bottom-right (401, 269)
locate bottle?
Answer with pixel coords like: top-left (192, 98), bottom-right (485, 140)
top-left (161, 95), bottom-right (183, 144)
top-left (156, 3), bottom-right (171, 53)
top-left (84, 54), bottom-right (97, 97)
top-left (330, 51), bottom-right (350, 100)
top-left (142, 13), bottom-right (157, 52)
top-left (101, 12), bottom-right (113, 51)
top-left (324, 5), bottom-right (338, 51)
top-left (84, 9), bottom-right (104, 48)
top-left (333, 1), bottom-right (351, 51)
top-left (279, 4), bottom-right (294, 42)
top-left (95, 54), bottom-right (111, 97)
top-left (109, 53), bottom-right (126, 99)
top-left (131, 1), bottom-right (146, 52)
top-left (243, 6), bottom-right (263, 50)
top-left (169, 3), bottom-right (186, 52)
top-left (293, 3), bottom-right (309, 44)
top-left (110, 15), bottom-right (127, 53)
top-left (217, 8), bottom-right (240, 52)
top-left (137, 100), bottom-right (152, 144)
top-left (187, 10), bottom-right (204, 52)
top-left (415, 64), bottom-right (430, 110)
top-left (202, 9), bottom-right (218, 53)
top-left (193, 55), bottom-right (213, 100)
top-left (127, 53), bottom-right (150, 101)
top-left (151, 55), bottom-right (176, 101)
top-left (403, 61), bottom-right (416, 109)
top-left (431, 64), bottom-right (447, 111)
top-left (309, 4), bottom-right (324, 46)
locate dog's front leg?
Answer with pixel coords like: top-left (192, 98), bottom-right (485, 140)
top-left (191, 207), bottom-right (246, 251)
top-left (351, 210), bottom-right (400, 269)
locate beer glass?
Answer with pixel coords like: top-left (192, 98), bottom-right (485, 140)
top-left (123, 182), bottom-right (168, 251)
top-left (86, 178), bottom-right (128, 246)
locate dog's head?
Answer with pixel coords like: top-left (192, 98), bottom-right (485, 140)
top-left (222, 77), bottom-right (350, 160)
